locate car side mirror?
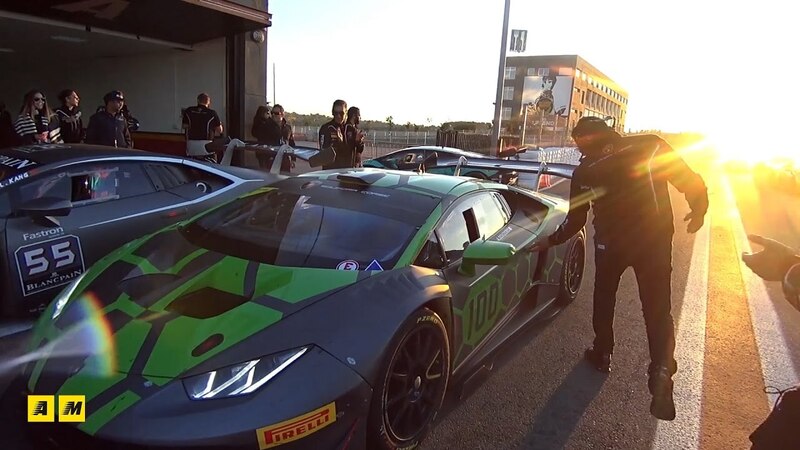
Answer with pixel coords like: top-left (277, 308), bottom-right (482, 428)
top-left (16, 197), bottom-right (72, 227)
top-left (459, 239), bottom-right (515, 276)
top-left (17, 197), bottom-right (72, 217)
top-left (782, 263), bottom-right (800, 313)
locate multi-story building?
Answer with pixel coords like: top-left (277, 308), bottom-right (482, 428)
top-left (501, 55), bottom-right (628, 146)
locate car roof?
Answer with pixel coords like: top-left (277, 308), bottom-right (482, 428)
top-left (297, 167), bottom-right (494, 198)
top-left (0, 143), bottom-right (159, 166)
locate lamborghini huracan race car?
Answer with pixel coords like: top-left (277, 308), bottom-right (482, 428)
top-left (0, 144), bottom-right (273, 318)
top-left (17, 163), bottom-right (585, 449)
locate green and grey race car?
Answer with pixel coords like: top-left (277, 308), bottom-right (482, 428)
top-left (16, 165), bottom-right (585, 450)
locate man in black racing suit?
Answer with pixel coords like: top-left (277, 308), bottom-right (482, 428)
top-left (532, 116), bottom-right (709, 420)
top-left (316, 99), bottom-right (351, 170)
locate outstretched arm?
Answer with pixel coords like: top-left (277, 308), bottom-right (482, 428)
top-left (658, 139), bottom-right (708, 233)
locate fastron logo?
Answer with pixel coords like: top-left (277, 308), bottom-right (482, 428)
top-left (256, 402), bottom-right (336, 449)
top-left (23, 227), bottom-right (64, 241)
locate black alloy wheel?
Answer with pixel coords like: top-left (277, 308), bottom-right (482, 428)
top-left (369, 308), bottom-right (450, 449)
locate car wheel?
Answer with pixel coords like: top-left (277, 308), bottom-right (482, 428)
top-left (464, 171), bottom-right (487, 180)
top-left (556, 234), bottom-right (585, 306)
top-left (368, 308), bottom-right (450, 449)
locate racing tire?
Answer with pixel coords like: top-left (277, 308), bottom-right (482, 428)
top-left (367, 308), bottom-right (451, 450)
top-left (556, 234), bottom-right (585, 306)
top-left (464, 171), bottom-right (488, 180)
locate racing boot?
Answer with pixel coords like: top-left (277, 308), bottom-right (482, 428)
top-left (584, 347), bottom-right (612, 373)
top-left (648, 365), bottom-right (676, 421)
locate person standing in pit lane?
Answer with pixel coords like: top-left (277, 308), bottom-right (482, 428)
top-left (182, 93), bottom-right (223, 162)
top-left (344, 106), bottom-right (366, 167)
top-left (54, 89), bottom-right (83, 143)
top-left (13, 90), bottom-right (63, 145)
top-left (85, 90), bottom-right (132, 148)
top-left (315, 99), bottom-right (350, 170)
top-left (529, 116), bottom-right (709, 421)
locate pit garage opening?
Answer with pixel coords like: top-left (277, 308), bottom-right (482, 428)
top-left (0, 0), bottom-right (271, 155)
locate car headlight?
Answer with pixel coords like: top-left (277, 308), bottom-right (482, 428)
top-left (51, 271), bottom-right (88, 320)
top-left (183, 346), bottom-right (309, 400)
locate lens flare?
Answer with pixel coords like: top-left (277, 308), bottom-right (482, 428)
top-left (0, 291), bottom-right (117, 377)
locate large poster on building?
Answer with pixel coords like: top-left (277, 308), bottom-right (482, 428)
top-left (522, 75), bottom-right (572, 118)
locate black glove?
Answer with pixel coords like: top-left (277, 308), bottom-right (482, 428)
top-left (742, 234), bottom-right (800, 281)
top-left (683, 211), bottom-right (704, 234)
top-left (526, 235), bottom-right (553, 253)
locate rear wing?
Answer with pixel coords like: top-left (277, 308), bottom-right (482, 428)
top-left (212, 140), bottom-right (318, 174)
top-left (436, 156), bottom-right (576, 191)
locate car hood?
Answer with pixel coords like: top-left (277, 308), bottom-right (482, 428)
top-left (30, 227), bottom-right (367, 379)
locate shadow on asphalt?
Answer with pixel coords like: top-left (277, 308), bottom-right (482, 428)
top-left (515, 361), bottom-right (607, 449)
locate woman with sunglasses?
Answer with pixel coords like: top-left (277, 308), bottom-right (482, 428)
top-left (13, 90), bottom-right (62, 144)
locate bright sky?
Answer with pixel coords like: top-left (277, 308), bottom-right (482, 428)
top-left (268, 0), bottom-right (796, 149)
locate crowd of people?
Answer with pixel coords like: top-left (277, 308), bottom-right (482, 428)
top-left (0, 90), bottom-right (368, 176)
top-left (0, 89), bottom-right (139, 149)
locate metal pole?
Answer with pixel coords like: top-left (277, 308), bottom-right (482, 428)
top-left (273, 63), bottom-right (276, 104)
top-left (538, 109), bottom-right (544, 146)
top-left (521, 105), bottom-right (528, 145)
top-left (490, 0), bottom-right (511, 156)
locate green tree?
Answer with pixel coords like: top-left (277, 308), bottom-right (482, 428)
top-left (386, 116), bottom-right (394, 130)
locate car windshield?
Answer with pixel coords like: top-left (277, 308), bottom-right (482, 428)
top-left (180, 177), bottom-right (439, 270)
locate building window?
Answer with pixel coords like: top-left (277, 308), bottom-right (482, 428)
top-left (501, 107), bottom-right (512, 120)
top-left (504, 66), bottom-right (516, 80)
top-left (538, 68), bottom-right (549, 76)
top-left (503, 86), bottom-right (514, 101)
top-left (581, 91), bottom-right (586, 104)
top-left (575, 69), bottom-right (582, 79)
top-left (527, 67), bottom-right (537, 76)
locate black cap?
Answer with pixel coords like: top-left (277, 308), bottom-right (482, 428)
top-left (103, 90), bottom-right (124, 103)
top-left (572, 116), bottom-right (611, 138)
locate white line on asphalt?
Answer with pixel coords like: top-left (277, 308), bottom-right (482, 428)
top-left (722, 176), bottom-right (800, 407)
top-left (652, 217), bottom-right (710, 450)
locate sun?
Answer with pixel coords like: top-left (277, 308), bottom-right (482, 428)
top-left (705, 130), bottom-right (796, 166)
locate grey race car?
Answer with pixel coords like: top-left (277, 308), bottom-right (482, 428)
top-left (0, 143), bottom-right (273, 318)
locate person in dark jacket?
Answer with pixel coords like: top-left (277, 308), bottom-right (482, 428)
top-left (251, 105), bottom-right (271, 142)
top-left (531, 116), bottom-right (709, 421)
top-left (344, 106), bottom-right (365, 167)
top-left (742, 235), bottom-right (800, 448)
top-left (54, 89), bottom-right (83, 143)
top-left (316, 99), bottom-right (350, 169)
top-left (0, 101), bottom-right (15, 148)
top-left (85, 91), bottom-right (132, 148)
top-left (251, 104), bottom-right (296, 172)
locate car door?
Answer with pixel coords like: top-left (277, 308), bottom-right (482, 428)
top-left (4, 161), bottom-right (185, 316)
top-left (437, 191), bottom-right (514, 367)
